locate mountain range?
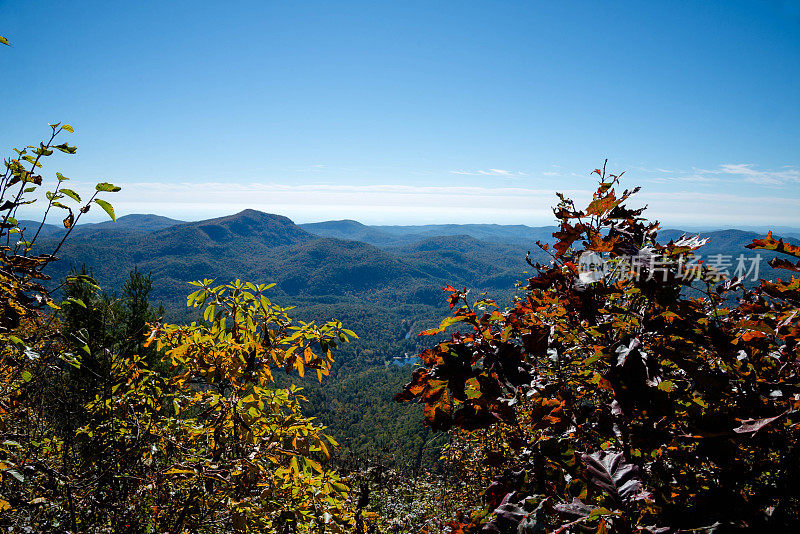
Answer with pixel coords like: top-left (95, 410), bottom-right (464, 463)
top-left (28, 212), bottom-right (797, 306)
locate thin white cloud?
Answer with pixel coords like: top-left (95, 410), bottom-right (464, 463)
top-left (716, 163), bottom-right (799, 185)
top-left (634, 166), bottom-right (676, 174)
top-left (22, 181), bottom-right (589, 225)
top-left (632, 163), bottom-right (800, 187)
top-left (483, 168), bottom-right (513, 176)
top-left (649, 173), bottom-right (720, 184)
top-left (648, 163), bottom-right (799, 186)
top-left (23, 179), bottom-right (796, 227)
top-left (450, 169), bottom-right (527, 177)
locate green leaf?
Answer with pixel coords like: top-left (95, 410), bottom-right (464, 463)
top-left (342, 328), bottom-right (358, 339)
top-left (163, 467), bottom-right (196, 475)
top-left (330, 481), bottom-right (348, 494)
top-left (588, 507), bottom-right (616, 519)
top-left (95, 182), bottom-right (121, 192)
top-left (62, 124), bottom-right (74, 133)
top-left (54, 143), bottom-right (77, 154)
top-left (56, 172), bottom-right (69, 181)
top-left (0, 35), bottom-right (9, 46)
top-left (66, 297), bottom-right (86, 308)
top-left (94, 198), bottom-right (116, 221)
top-left (60, 188), bottom-right (81, 202)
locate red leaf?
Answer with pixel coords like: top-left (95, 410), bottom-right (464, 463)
top-left (747, 231), bottom-right (800, 259)
top-left (581, 450), bottom-right (646, 503)
top-left (769, 257), bottom-right (800, 272)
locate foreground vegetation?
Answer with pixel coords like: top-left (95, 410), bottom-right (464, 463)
top-left (2, 126), bottom-right (799, 533)
top-left (396, 168), bottom-right (800, 532)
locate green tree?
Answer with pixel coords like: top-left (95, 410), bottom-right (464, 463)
top-left (113, 279), bottom-right (358, 532)
top-left (120, 266), bottom-right (163, 362)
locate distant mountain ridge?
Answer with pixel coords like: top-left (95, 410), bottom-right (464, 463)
top-left (23, 211), bottom-right (800, 251)
top-left (41, 210), bottom-right (540, 308)
top-left (300, 220), bottom-right (560, 249)
top-left (33, 208), bottom-right (798, 323)
top-left (18, 214), bottom-right (185, 239)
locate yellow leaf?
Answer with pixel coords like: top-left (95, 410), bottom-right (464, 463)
top-left (305, 457), bottom-right (323, 473)
top-left (163, 467), bottom-right (195, 475)
top-left (318, 439), bottom-right (330, 459)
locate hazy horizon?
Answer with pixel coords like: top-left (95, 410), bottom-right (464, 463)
top-left (23, 206), bottom-right (800, 235)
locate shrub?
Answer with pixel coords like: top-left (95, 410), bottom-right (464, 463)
top-left (398, 167), bottom-right (800, 532)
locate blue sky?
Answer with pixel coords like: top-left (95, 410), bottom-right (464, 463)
top-left (2, 0), bottom-right (799, 226)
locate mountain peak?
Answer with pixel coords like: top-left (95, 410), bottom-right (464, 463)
top-left (188, 209), bottom-right (310, 244)
top-left (228, 209), bottom-right (294, 223)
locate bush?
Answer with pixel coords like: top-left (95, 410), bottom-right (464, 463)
top-left (397, 168), bottom-right (800, 532)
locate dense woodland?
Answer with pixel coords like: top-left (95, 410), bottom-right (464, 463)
top-left (2, 121), bottom-right (800, 534)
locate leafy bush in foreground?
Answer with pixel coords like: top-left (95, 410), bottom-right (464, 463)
top-left (398, 168), bottom-right (800, 532)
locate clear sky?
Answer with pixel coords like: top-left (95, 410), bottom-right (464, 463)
top-left (2, 1), bottom-right (799, 227)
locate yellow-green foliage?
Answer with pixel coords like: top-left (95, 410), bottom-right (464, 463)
top-left (1, 279), bottom-right (358, 533)
top-left (141, 279), bottom-right (357, 532)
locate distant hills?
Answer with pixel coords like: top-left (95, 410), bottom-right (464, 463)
top-left (19, 214), bottom-right (185, 238)
top-left (31, 210), bottom-right (799, 310)
top-left (298, 219), bottom-right (559, 249)
top-left (36, 210), bottom-right (551, 313)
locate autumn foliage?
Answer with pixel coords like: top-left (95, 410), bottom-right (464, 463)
top-left (397, 169), bottom-right (800, 532)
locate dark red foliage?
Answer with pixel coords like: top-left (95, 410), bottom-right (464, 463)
top-left (397, 169), bottom-right (800, 532)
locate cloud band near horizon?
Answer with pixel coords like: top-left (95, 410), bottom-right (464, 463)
top-left (18, 181), bottom-right (800, 228)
